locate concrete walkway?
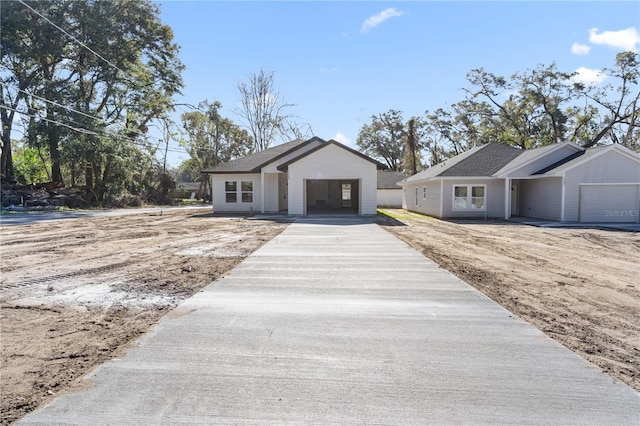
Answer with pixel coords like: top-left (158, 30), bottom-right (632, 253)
top-left (20, 217), bottom-right (639, 425)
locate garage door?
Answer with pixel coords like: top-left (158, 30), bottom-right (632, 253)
top-left (579, 185), bottom-right (640, 223)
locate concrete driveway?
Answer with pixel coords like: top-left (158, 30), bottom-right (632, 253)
top-left (19, 216), bottom-right (639, 425)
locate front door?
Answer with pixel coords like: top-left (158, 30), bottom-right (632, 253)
top-left (511, 183), bottom-right (519, 216)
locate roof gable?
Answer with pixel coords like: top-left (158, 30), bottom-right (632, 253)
top-left (535, 144), bottom-right (640, 176)
top-left (276, 139), bottom-right (387, 172)
top-left (493, 142), bottom-right (583, 177)
top-left (202, 138), bottom-right (306, 174)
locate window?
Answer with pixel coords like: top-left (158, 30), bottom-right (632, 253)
top-left (341, 183), bottom-right (351, 201)
top-left (453, 185), bottom-right (486, 211)
top-left (423, 187), bottom-right (427, 199)
top-left (241, 181), bottom-right (253, 203)
top-left (415, 187), bottom-right (419, 205)
top-left (225, 181), bottom-right (237, 203)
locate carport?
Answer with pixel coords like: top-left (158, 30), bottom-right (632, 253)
top-left (305, 179), bottom-right (360, 215)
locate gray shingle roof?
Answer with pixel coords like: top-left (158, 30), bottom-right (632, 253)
top-left (377, 170), bottom-right (407, 189)
top-left (201, 139), bottom-right (305, 173)
top-left (404, 143), bottom-right (523, 183)
top-left (438, 143), bottom-right (523, 176)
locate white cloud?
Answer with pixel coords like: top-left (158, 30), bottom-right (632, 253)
top-left (588, 27), bottom-right (639, 52)
top-left (332, 132), bottom-right (352, 146)
top-left (572, 67), bottom-right (607, 85)
top-left (571, 42), bottom-right (591, 55)
top-left (319, 67), bottom-right (338, 73)
top-left (361, 8), bottom-right (405, 34)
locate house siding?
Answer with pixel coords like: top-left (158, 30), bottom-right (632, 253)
top-left (563, 150), bottom-right (640, 222)
top-left (441, 179), bottom-right (505, 218)
top-left (403, 181), bottom-right (441, 217)
top-left (211, 173), bottom-right (261, 213)
top-left (508, 145), bottom-right (581, 178)
top-left (519, 177), bottom-right (562, 220)
top-left (286, 144), bottom-right (377, 215)
top-left (263, 173), bottom-right (279, 212)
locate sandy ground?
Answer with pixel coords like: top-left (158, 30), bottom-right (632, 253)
top-left (0, 210), bottom-right (286, 425)
top-left (377, 209), bottom-right (640, 393)
top-left (2, 209), bottom-right (639, 423)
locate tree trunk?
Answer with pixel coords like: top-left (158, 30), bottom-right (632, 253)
top-left (46, 102), bottom-right (64, 185)
top-left (1, 126), bottom-right (14, 180)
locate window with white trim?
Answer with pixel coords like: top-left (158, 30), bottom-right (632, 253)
top-left (453, 185), bottom-right (485, 211)
top-left (225, 181), bottom-right (237, 203)
top-left (415, 187), bottom-right (419, 205)
top-left (241, 181), bottom-right (253, 203)
top-left (423, 186), bottom-right (426, 199)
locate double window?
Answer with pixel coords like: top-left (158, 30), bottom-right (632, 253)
top-left (225, 180), bottom-right (253, 203)
top-left (453, 185), bottom-right (485, 210)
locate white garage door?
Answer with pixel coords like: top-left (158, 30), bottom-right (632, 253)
top-left (579, 185), bottom-right (640, 223)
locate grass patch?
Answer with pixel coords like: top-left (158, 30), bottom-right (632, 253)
top-left (377, 208), bottom-right (431, 221)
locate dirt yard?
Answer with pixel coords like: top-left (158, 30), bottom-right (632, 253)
top-left (378, 209), bottom-right (640, 393)
top-left (0, 210), bottom-right (286, 425)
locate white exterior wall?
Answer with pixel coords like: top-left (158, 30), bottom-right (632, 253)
top-left (263, 173), bottom-right (279, 212)
top-left (211, 173), bottom-right (261, 213)
top-left (563, 150), bottom-right (640, 222)
top-left (286, 144), bottom-right (378, 215)
top-left (507, 145), bottom-right (581, 177)
top-left (519, 177), bottom-right (562, 220)
top-left (441, 179), bottom-right (505, 218)
top-left (377, 189), bottom-right (403, 208)
top-left (402, 181), bottom-right (441, 217)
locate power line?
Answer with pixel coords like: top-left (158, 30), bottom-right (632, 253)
top-left (1, 83), bottom-right (189, 155)
top-left (0, 104), bottom-right (98, 135)
top-left (0, 104), bottom-right (188, 155)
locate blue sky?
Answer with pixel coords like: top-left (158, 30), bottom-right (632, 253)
top-left (157, 1), bottom-right (640, 167)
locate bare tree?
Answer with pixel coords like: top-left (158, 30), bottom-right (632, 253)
top-left (236, 69), bottom-right (311, 151)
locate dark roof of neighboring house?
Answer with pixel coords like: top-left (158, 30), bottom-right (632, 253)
top-left (201, 138), bottom-right (306, 173)
top-left (404, 143), bottom-right (523, 183)
top-left (276, 139), bottom-right (387, 171)
top-left (438, 143), bottom-right (523, 176)
top-left (377, 170), bottom-right (406, 189)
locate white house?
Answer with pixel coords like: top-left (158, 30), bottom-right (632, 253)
top-left (202, 137), bottom-right (386, 215)
top-left (400, 142), bottom-right (640, 223)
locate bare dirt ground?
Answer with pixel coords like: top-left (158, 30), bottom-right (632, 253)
top-left (378, 209), bottom-right (640, 393)
top-left (0, 210), bottom-right (286, 425)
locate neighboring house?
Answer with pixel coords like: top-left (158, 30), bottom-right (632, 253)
top-left (201, 137), bottom-right (386, 215)
top-left (377, 170), bottom-right (407, 208)
top-left (400, 142), bottom-right (640, 223)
